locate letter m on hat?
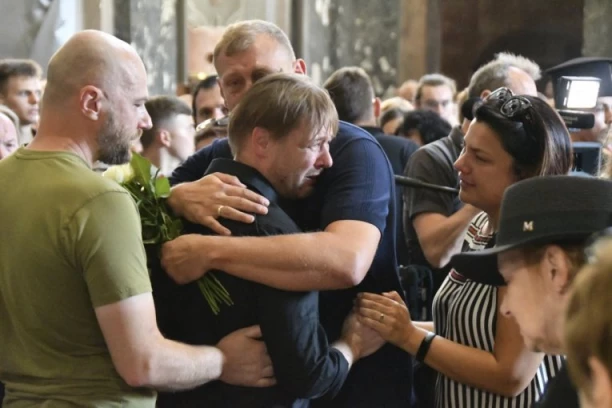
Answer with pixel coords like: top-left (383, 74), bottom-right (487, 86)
top-left (523, 221), bottom-right (534, 232)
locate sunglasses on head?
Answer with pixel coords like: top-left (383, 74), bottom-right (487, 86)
top-left (485, 87), bottom-right (533, 119)
top-left (483, 88), bottom-right (539, 146)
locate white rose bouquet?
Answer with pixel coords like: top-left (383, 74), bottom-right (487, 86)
top-left (104, 154), bottom-right (233, 315)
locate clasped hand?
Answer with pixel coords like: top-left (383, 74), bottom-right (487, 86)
top-left (162, 172), bottom-right (269, 284)
top-left (217, 325), bottom-right (276, 387)
top-left (341, 310), bottom-right (386, 360)
top-left (355, 291), bottom-right (416, 350)
top-left (167, 172), bottom-right (269, 235)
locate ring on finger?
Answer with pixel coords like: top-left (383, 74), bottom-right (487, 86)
top-left (217, 205), bottom-right (225, 217)
top-left (379, 313), bottom-right (385, 322)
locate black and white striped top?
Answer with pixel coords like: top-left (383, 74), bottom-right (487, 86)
top-left (432, 212), bottom-right (564, 408)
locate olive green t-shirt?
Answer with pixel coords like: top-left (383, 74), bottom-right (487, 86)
top-left (0, 149), bottom-right (155, 407)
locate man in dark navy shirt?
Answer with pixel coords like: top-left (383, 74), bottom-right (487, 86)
top-left (153, 74), bottom-right (383, 408)
top-left (322, 66), bottom-right (419, 267)
top-left (162, 20), bottom-right (412, 407)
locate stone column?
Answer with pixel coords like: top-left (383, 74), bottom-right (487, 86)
top-left (583, 0), bottom-right (612, 57)
top-left (294, 0), bottom-right (404, 97)
top-left (398, 0), bottom-right (441, 84)
top-left (114, 0), bottom-right (178, 95)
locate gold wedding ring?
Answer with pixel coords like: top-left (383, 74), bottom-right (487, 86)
top-left (217, 205), bottom-right (224, 217)
top-left (379, 313), bottom-right (385, 322)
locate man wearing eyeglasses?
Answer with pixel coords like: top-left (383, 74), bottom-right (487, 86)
top-left (414, 73), bottom-right (458, 126)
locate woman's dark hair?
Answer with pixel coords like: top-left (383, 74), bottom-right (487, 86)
top-left (397, 110), bottom-right (452, 145)
top-left (461, 97), bottom-right (483, 122)
top-left (474, 95), bottom-right (573, 179)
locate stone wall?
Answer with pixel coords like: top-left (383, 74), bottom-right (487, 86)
top-left (5, 0), bottom-right (605, 97)
top-left (440, 0), bottom-right (584, 89)
top-left (297, 0), bottom-right (588, 95)
top-left (583, 0), bottom-right (612, 57)
top-left (114, 0), bottom-right (177, 95)
top-left (0, 0), bottom-right (78, 71)
top-left (296, 0), bottom-right (402, 98)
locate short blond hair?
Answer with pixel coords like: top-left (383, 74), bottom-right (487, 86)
top-left (213, 20), bottom-right (295, 67)
top-left (380, 96), bottom-right (413, 114)
top-left (565, 238), bottom-right (612, 396)
top-left (228, 73), bottom-right (338, 155)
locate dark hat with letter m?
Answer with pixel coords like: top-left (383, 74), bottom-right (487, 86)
top-left (450, 175), bottom-right (612, 286)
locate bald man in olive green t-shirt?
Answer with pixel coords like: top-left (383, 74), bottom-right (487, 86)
top-left (0, 30), bottom-right (273, 408)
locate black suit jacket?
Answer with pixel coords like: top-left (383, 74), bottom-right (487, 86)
top-left (153, 159), bottom-right (349, 408)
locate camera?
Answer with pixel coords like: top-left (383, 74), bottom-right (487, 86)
top-left (556, 76), bottom-right (601, 110)
top-left (547, 57), bottom-right (612, 130)
top-left (555, 76), bottom-right (600, 131)
top-left (546, 57), bottom-right (612, 175)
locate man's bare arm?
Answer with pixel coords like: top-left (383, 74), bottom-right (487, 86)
top-left (162, 220), bottom-right (381, 291)
top-left (96, 293), bottom-right (275, 391)
top-left (412, 204), bottom-right (480, 268)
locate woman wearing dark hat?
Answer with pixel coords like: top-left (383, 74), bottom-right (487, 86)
top-left (357, 88), bottom-right (573, 408)
top-left (450, 175), bottom-right (612, 407)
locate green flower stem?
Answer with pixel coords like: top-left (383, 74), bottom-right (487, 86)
top-left (121, 153), bottom-right (234, 315)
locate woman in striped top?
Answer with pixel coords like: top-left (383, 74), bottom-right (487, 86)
top-left (357, 88), bottom-right (573, 407)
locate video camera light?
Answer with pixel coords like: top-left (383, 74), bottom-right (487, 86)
top-left (557, 76), bottom-right (601, 109)
top-left (546, 57), bottom-right (612, 130)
